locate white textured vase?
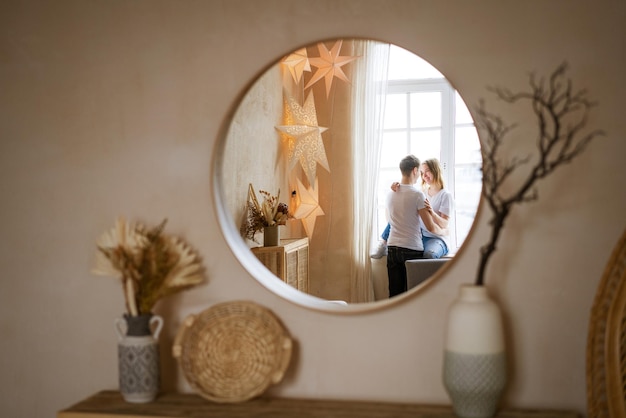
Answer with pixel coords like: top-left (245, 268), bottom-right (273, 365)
top-left (115, 314), bottom-right (163, 403)
top-left (443, 284), bottom-right (507, 418)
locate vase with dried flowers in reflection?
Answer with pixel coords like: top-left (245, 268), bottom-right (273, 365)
top-left (241, 183), bottom-right (293, 246)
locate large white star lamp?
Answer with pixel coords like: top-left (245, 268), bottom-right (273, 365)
top-left (275, 91), bottom-right (330, 185)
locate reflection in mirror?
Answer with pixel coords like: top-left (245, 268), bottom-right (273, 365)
top-left (220, 39), bottom-right (481, 305)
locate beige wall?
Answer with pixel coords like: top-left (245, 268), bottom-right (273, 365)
top-left (1, 1), bottom-right (625, 417)
top-left (221, 65), bottom-right (290, 241)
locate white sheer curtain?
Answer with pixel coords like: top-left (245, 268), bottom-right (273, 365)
top-left (350, 40), bottom-right (390, 303)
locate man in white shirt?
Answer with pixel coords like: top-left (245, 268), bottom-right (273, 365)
top-left (386, 155), bottom-right (448, 297)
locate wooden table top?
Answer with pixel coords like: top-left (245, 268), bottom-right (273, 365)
top-left (58, 390), bottom-right (580, 418)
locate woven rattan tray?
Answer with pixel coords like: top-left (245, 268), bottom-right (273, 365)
top-left (173, 300), bottom-right (293, 403)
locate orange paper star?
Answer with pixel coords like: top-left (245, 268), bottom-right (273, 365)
top-left (275, 91), bottom-right (330, 185)
top-left (280, 47), bottom-right (311, 85)
top-left (304, 40), bottom-right (359, 97)
top-left (293, 177), bottom-right (324, 238)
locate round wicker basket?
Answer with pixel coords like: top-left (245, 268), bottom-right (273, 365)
top-left (173, 300), bottom-right (293, 403)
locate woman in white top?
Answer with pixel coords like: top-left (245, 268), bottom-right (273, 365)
top-left (419, 158), bottom-right (453, 258)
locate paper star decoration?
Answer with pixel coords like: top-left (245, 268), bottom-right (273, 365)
top-left (293, 177), bottom-right (324, 238)
top-left (305, 40), bottom-right (359, 97)
top-left (275, 91), bottom-right (330, 185)
top-left (280, 47), bottom-right (311, 85)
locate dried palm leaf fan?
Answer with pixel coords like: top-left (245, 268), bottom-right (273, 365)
top-left (173, 301), bottom-right (293, 403)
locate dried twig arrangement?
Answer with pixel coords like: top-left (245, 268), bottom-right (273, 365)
top-left (474, 62), bottom-right (605, 286)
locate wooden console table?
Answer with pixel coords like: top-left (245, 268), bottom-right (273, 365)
top-left (251, 237), bottom-right (309, 293)
top-left (58, 391), bottom-right (579, 418)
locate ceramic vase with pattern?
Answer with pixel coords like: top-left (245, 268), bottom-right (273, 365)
top-left (443, 284), bottom-right (507, 418)
top-left (114, 313), bottom-right (163, 403)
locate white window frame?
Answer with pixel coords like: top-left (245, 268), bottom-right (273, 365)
top-left (377, 78), bottom-right (478, 251)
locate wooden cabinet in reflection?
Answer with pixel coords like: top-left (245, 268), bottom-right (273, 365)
top-left (251, 238), bottom-right (309, 293)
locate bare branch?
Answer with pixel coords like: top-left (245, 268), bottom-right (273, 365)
top-left (473, 63), bottom-right (605, 286)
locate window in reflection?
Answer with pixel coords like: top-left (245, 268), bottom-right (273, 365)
top-left (374, 45), bottom-right (481, 252)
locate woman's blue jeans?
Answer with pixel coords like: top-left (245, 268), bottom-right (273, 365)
top-left (381, 223), bottom-right (391, 241)
top-left (422, 236), bottom-right (448, 259)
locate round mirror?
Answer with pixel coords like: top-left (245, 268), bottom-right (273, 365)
top-left (214, 38), bottom-right (482, 308)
